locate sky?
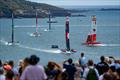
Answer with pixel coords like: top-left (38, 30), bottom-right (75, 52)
top-left (27, 0), bottom-right (120, 6)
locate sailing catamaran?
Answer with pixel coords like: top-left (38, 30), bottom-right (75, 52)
top-left (7, 12), bottom-right (19, 45)
top-left (45, 11), bottom-right (57, 31)
top-left (31, 11), bottom-right (41, 37)
top-left (61, 16), bottom-right (77, 53)
top-left (83, 15), bottom-right (103, 46)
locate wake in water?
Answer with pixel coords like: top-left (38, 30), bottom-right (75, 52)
top-left (87, 43), bottom-right (120, 47)
top-left (0, 39), bottom-right (120, 54)
top-left (0, 39), bottom-right (62, 54)
top-left (0, 39), bottom-right (19, 46)
top-left (18, 43), bottom-right (62, 54)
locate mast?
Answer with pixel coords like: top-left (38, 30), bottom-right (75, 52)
top-left (11, 12), bottom-right (14, 43)
top-left (91, 15), bottom-right (97, 42)
top-left (66, 16), bottom-right (70, 51)
top-left (48, 11), bottom-right (51, 30)
top-left (36, 11), bottom-right (38, 33)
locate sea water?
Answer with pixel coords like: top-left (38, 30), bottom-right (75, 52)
top-left (0, 7), bottom-right (120, 66)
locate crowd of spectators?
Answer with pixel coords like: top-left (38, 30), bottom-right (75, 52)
top-left (0, 53), bottom-right (120, 80)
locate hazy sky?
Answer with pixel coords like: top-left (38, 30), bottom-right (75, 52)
top-left (27, 0), bottom-right (120, 6)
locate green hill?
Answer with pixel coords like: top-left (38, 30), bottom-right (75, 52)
top-left (0, 0), bottom-right (70, 18)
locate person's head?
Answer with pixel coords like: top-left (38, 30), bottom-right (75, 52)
top-left (103, 73), bottom-right (112, 80)
top-left (67, 58), bottom-right (73, 64)
top-left (110, 66), bottom-right (116, 72)
top-left (29, 55), bottom-right (40, 65)
top-left (23, 57), bottom-right (29, 67)
top-left (81, 52), bottom-right (84, 57)
top-left (18, 59), bottom-right (23, 67)
top-left (8, 60), bottom-right (14, 68)
top-left (100, 56), bottom-right (105, 62)
top-left (47, 62), bottom-right (55, 70)
top-left (87, 59), bottom-right (94, 66)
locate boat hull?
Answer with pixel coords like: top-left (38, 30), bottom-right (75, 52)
top-left (82, 42), bottom-right (105, 46)
top-left (61, 49), bottom-right (77, 54)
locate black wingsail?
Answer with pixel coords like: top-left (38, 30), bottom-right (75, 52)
top-left (11, 12), bottom-right (14, 43)
top-left (65, 17), bottom-right (70, 51)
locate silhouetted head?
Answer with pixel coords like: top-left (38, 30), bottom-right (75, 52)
top-left (29, 55), bottom-right (40, 65)
top-left (8, 60), bottom-right (14, 68)
top-left (68, 58), bottom-right (73, 64)
top-left (100, 56), bottom-right (105, 62)
top-left (81, 52), bottom-right (84, 57)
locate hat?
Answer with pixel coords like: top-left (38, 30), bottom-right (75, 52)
top-left (29, 55), bottom-right (40, 65)
top-left (3, 65), bottom-right (12, 71)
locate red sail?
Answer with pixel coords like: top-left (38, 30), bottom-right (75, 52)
top-left (91, 34), bottom-right (96, 41)
top-left (86, 34), bottom-right (96, 43)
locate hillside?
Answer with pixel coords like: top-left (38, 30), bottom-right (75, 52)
top-left (0, 0), bottom-right (70, 18)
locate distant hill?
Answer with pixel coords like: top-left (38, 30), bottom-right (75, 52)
top-left (0, 0), bottom-right (70, 18)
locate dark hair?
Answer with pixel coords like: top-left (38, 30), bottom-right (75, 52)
top-left (68, 58), bottom-right (73, 64)
top-left (29, 55), bottom-right (40, 65)
top-left (81, 52), bottom-right (84, 57)
top-left (100, 56), bottom-right (105, 62)
top-left (24, 57), bottom-right (29, 64)
top-left (8, 60), bottom-right (14, 67)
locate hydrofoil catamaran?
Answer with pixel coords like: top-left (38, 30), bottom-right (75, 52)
top-left (31, 11), bottom-right (41, 37)
top-left (83, 15), bottom-right (103, 46)
top-left (7, 12), bottom-right (19, 45)
top-left (44, 11), bottom-right (57, 31)
top-left (61, 16), bottom-right (77, 54)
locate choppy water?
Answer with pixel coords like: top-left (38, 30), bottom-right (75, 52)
top-left (0, 10), bottom-right (120, 66)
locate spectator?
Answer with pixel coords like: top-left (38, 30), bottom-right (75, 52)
top-left (45, 61), bottom-right (61, 80)
top-left (20, 55), bottom-right (47, 80)
top-left (108, 66), bottom-right (117, 80)
top-left (83, 59), bottom-right (99, 80)
top-left (74, 62), bottom-right (83, 80)
top-left (99, 65), bottom-right (109, 80)
top-left (79, 52), bottom-right (86, 67)
top-left (8, 60), bottom-right (19, 80)
top-left (63, 58), bottom-right (76, 80)
top-left (18, 57), bottom-right (29, 77)
top-left (116, 68), bottom-right (120, 80)
top-left (5, 70), bottom-right (14, 80)
top-left (96, 56), bottom-right (109, 75)
top-left (103, 73), bottom-right (113, 80)
top-left (79, 52), bottom-right (87, 77)
top-left (0, 60), bottom-right (5, 80)
top-left (0, 68), bottom-right (5, 80)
